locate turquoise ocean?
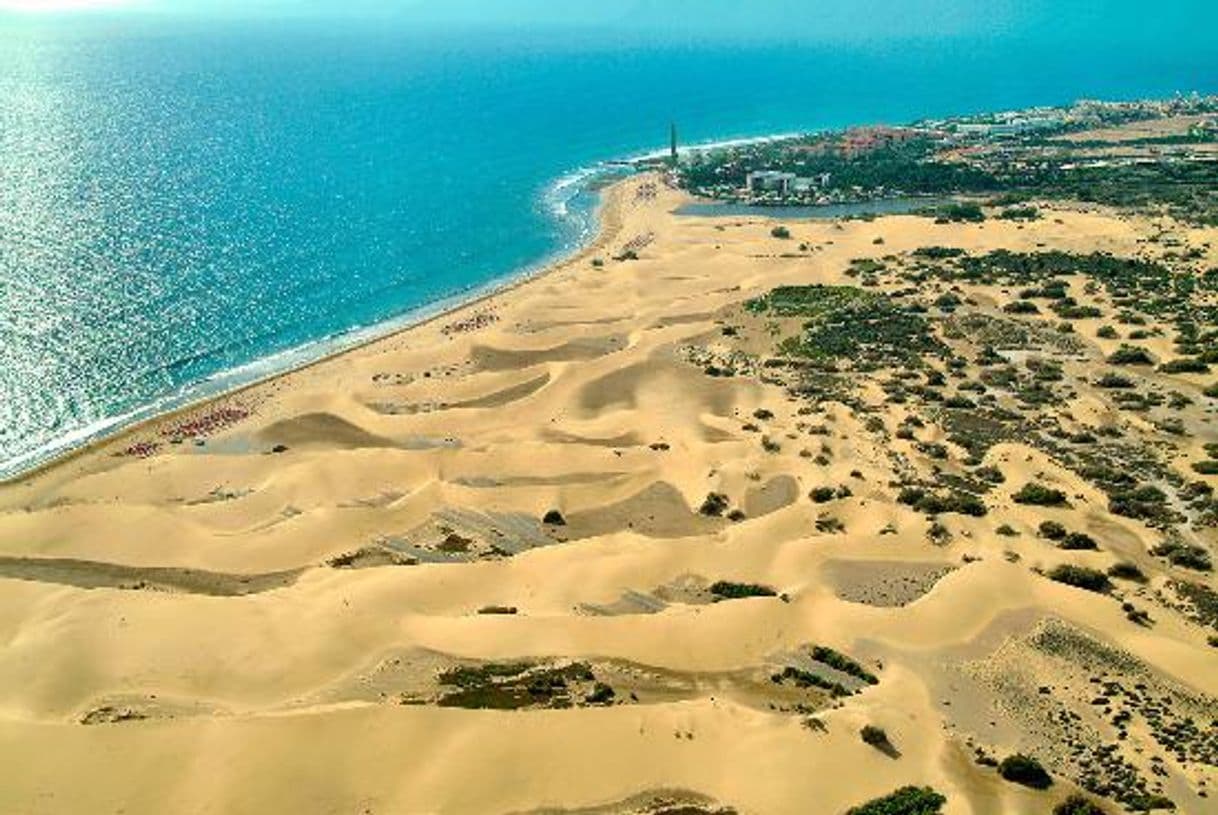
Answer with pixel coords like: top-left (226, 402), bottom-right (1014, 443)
top-left (1, 16), bottom-right (1216, 476)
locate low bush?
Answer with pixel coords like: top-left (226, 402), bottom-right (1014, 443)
top-left (1107, 561), bottom-right (1147, 582)
top-left (710, 581), bottom-right (777, 600)
top-left (1053, 794), bottom-right (1109, 815)
top-left (1059, 532), bottom-right (1099, 551)
top-left (771, 225), bottom-right (792, 239)
top-left (997, 754), bottom-right (1053, 789)
top-left (1039, 520), bottom-right (1067, 540)
top-left (1160, 358), bottom-right (1210, 374)
top-left (1108, 345), bottom-right (1155, 365)
top-left (1048, 565), bottom-right (1112, 593)
top-left (845, 786), bottom-right (946, 815)
top-left (1013, 483), bottom-right (1070, 507)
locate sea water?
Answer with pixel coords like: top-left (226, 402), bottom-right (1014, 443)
top-left (1, 18), bottom-right (1215, 477)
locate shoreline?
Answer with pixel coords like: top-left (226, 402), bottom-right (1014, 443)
top-left (1, 127), bottom-right (812, 486)
top-left (2, 170), bottom-right (639, 486)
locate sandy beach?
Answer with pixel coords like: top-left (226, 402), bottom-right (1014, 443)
top-left (0, 173), bottom-right (1215, 814)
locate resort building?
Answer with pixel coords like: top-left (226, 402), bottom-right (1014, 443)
top-left (745, 171), bottom-right (797, 195)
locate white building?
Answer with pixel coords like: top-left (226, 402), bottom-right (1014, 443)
top-left (746, 171), bottom-right (797, 195)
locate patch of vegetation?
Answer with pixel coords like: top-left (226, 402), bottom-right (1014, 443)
top-left (1159, 357), bottom-right (1210, 374)
top-left (844, 787), bottom-right (946, 815)
top-left (997, 754), bottom-right (1053, 789)
top-left (935, 202), bottom-right (985, 223)
top-left (1107, 561), bottom-right (1147, 583)
top-left (1059, 532), bottom-right (1099, 551)
top-left (1039, 520), bottom-right (1067, 540)
top-left (897, 486), bottom-right (988, 517)
top-left (1095, 372), bottom-right (1134, 389)
top-left (1053, 794), bottom-right (1109, 815)
top-left (1151, 539), bottom-right (1213, 571)
top-left (1047, 565), bottom-right (1112, 593)
top-left (436, 661), bottom-right (604, 710)
top-left (913, 246), bottom-right (966, 260)
top-left (999, 206), bottom-right (1040, 221)
top-left (770, 666), bottom-right (851, 698)
top-left (747, 285), bottom-right (944, 369)
top-left (810, 645), bottom-right (879, 685)
top-left (771, 225), bottom-right (792, 239)
top-left (1013, 483), bottom-right (1070, 507)
top-left (1192, 460), bottom-right (1218, 475)
top-left (860, 724), bottom-right (894, 750)
top-left (709, 581), bottom-right (778, 600)
top-left (1108, 346), bottom-right (1155, 366)
top-left (699, 493), bottom-right (730, 517)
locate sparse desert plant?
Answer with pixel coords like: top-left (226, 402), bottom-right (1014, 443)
top-left (1192, 460), bottom-right (1218, 475)
top-left (1039, 520), bottom-right (1067, 540)
top-left (1053, 794), bottom-right (1109, 815)
top-left (997, 754), bottom-right (1053, 789)
top-left (1059, 532), bottom-right (1098, 551)
top-left (1107, 345), bottom-right (1155, 365)
top-left (1205, 383), bottom-right (1218, 398)
top-left (860, 724), bottom-right (891, 749)
top-left (1107, 561), bottom-right (1147, 583)
top-left (1096, 325), bottom-right (1119, 339)
top-left (709, 581), bottom-right (777, 601)
top-left (1151, 539), bottom-right (1213, 571)
top-left (771, 225), bottom-right (791, 239)
top-left (809, 486), bottom-right (837, 504)
top-left (810, 645), bottom-right (879, 685)
top-left (1013, 483), bottom-right (1069, 507)
top-left (1159, 358), bottom-right (1210, 374)
top-left (1004, 300), bottom-right (1040, 315)
top-left (845, 786), bottom-right (946, 815)
top-left (1048, 565), bottom-right (1111, 593)
top-left (1095, 372), bottom-right (1134, 389)
top-left (699, 493), bottom-right (730, 517)
top-left (816, 514), bottom-right (846, 533)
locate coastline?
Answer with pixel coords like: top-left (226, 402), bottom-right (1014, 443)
top-left (0, 140), bottom-right (1214, 815)
top-left (2, 128), bottom-right (810, 486)
top-left (2, 168), bottom-right (638, 486)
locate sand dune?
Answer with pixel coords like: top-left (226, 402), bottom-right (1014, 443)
top-left (0, 174), bottom-right (1215, 814)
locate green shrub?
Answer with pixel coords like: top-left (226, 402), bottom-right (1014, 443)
top-left (845, 786), bottom-right (946, 815)
top-left (1004, 300), bottom-right (1040, 315)
top-left (770, 666), bottom-right (851, 698)
top-left (810, 486), bottom-right (838, 504)
top-left (1159, 358), bottom-right (1210, 374)
top-left (811, 645), bottom-right (879, 684)
top-left (1053, 794), bottom-right (1109, 815)
top-left (1039, 520), bottom-right (1067, 540)
top-left (1096, 372), bottom-right (1134, 389)
top-left (1151, 540), bottom-right (1213, 571)
top-left (1096, 325), bottom-right (1119, 339)
top-left (937, 202), bottom-right (985, 223)
top-left (699, 493), bottom-right (730, 517)
top-left (1108, 561), bottom-right (1147, 582)
top-left (1205, 383), bottom-right (1218, 398)
top-left (1059, 532), bottom-right (1099, 551)
top-left (771, 225), bottom-right (792, 239)
top-left (1013, 483), bottom-right (1070, 507)
top-left (860, 724), bottom-right (891, 747)
top-left (1048, 565), bottom-right (1112, 593)
top-left (1192, 460), bottom-right (1218, 475)
top-left (710, 581), bottom-right (777, 600)
top-left (1108, 345), bottom-right (1155, 365)
top-left (997, 754), bottom-right (1053, 789)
